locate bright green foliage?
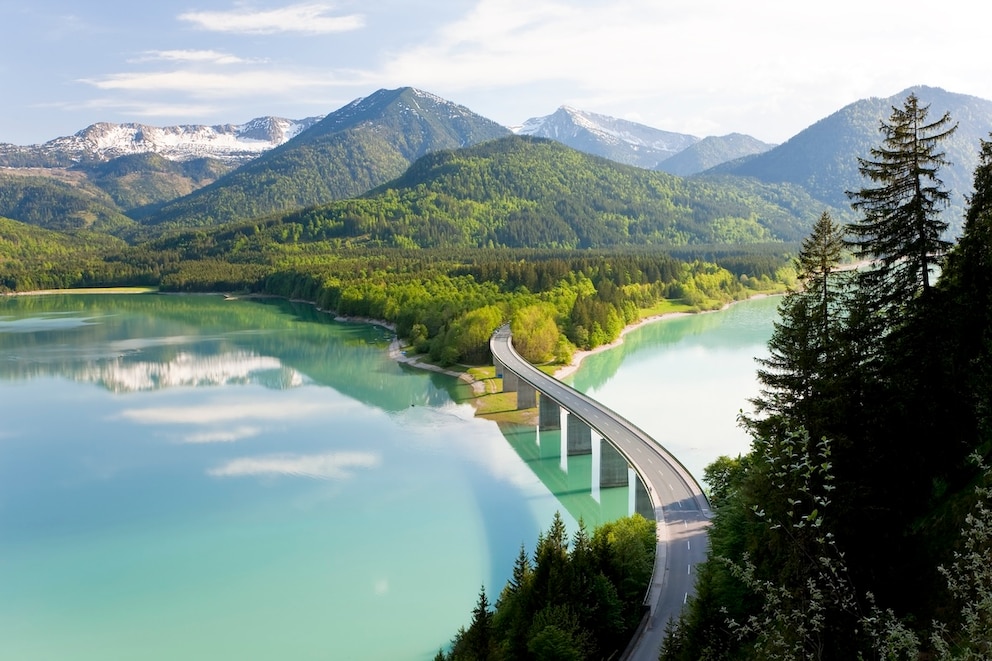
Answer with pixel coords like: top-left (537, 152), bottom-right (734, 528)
top-left (510, 304), bottom-right (559, 363)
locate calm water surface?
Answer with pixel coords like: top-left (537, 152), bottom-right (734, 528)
top-left (568, 296), bottom-right (780, 484)
top-left (0, 293), bottom-right (778, 660)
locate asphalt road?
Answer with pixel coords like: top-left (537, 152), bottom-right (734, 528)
top-left (490, 326), bottom-right (712, 660)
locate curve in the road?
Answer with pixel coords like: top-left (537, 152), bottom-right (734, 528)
top-left (490, 325), bottom-right (712, 660)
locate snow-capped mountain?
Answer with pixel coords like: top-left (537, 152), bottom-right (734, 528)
top-left (513, 106), bottom-right (699, 169)
top-left (0, 115), bottom-right (324, 167)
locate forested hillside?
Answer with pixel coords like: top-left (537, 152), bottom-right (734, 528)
top-left (661, 96), bottom-right (992, 660)
top-left (236, 136), bottom-right (829, 250)
top-left (0, 174), bottom-right (135, 233)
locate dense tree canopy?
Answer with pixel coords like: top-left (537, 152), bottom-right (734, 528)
top-left (663, 105), bottom-right (992, 659)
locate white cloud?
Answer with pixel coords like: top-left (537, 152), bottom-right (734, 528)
top-left (78, 99), bottom-right (223, 119)
top-left (80, 68), bottom-right (345, 98)
top-left (178, 3), bottom-right (365, 35)
top-left (208, 451), bottom-right (381, 479)
top-left (131, 50), bottom-right (262, 65)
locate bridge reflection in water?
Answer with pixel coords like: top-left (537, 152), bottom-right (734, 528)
top-left (499, 408), bottom-right (655, 530)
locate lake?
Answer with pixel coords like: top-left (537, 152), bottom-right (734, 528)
top-left (0, 293), bottom-right (777, 660)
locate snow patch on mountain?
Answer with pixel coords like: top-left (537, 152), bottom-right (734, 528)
top-left (1, 116), bottom-right (323, 166)
top-left (513, 106), bottom-right (699, 168)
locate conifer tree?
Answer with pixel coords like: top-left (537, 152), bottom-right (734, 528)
top-left (748, 212), bottom-right (849, 437)
top-left (847, 93), bottom-right (957, 318)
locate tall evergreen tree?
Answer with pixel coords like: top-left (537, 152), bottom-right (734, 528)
top-left (798, 211), bottom-right (847, 337)
top-left (847, 93), bottom-right (957, 318)
top-left (748, 211), bottom-right (849, 438)
top-left (466, 586), bottom-right (493, 661)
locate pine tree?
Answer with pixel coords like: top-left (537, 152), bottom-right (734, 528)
top-left (465, 585), bottom-right (493, 661)
top-left (797, 212), bottom-right (847, 338)
top-left (847, 93), bottom-right (957, 318)
top-left (748, 212), bottom-right (850, 437)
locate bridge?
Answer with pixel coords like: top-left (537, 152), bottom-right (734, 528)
top-left (490, 325), bottom-right (712, 660)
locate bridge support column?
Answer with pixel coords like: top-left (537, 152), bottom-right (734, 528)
top-left (600, 441), bottom-right (629, 488)
top-left (566, 414), bottom-right (592, 456)
top-left (539, 395), bottom-right (560, 430)
top-left (634, 475), bottom-right (655, 520)
top-left (517, 382), bottom-right (537, 409)
top-left (502, 369), bottom-right (518, 393)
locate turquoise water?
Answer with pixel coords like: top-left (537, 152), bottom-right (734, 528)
top-left (567, 296), bottom-right (780, 484)
top-left (0, 293), bottom-right (778, 660)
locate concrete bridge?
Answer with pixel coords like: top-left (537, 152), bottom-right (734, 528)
top-left (490, 325), bottom-right (711, 660)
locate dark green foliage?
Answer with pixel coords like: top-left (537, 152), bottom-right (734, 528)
top-left (0, 173), bottom-right (135, 233)
top-left (81, 153), bottom-right (233, 212)
top-left (439, 513), bottom-right (655, 661)
top-left (747, 211), bottom-right (851, 440)
top-left (665, 125), bottom-right (992, 659)
top-left (848, 93), bottom-right (956, 315)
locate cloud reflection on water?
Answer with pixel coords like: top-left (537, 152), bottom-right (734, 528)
top-left (207, 451), bottom-right (381, 480)
top-left (115, 399), bottom-right (339, 425)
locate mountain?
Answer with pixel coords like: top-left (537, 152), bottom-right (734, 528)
top-left (79, 153), bottom-right (234, 212)
top-left (0, 171), bottom-right (135, 233)
top-left (514, 106), bottom-right (699, 169)
top-left (655, 133), bottom-right (775, 176)
top-left (140, 87), bottom-right (511, 228)
top-left (0, 116), bottom-right (323, 168)
top-left (710, 86), bottom-right (992, 235)
top-left (195, 135), bottom-right (833, 252)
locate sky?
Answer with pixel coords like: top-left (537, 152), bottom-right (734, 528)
top-left (1, 0), bottom-right (989, 146)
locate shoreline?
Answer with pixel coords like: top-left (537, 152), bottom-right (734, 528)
top-left (3, 285), bottom-right (779, 407)
top-left (550, 293), bottom-right (777, 380)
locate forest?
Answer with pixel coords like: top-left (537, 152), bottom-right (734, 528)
top-left (435, 513), bottom-right (658, 661)
top-left (655, 95), bottom-right (992, 660)
top-left (0, 206), bottom-right (794, 366)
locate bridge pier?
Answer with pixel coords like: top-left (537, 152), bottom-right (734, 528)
top-left (517, 382), bottom-right (537, 409)
top-left (566, 413), bottom-right (592, 456)
top-left (600, 440), bottom-right (629, 488)
top-left (634, 476), bottom-right (655, 520)
top-left (502, 369), bottom-right (519, 393)
top-left (539, 395), bottom-right (561, 430)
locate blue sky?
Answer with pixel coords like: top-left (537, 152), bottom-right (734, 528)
top-left (1, 0), bottom-right (988, 146)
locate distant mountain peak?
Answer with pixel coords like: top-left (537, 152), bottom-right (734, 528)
top-left (513, 106), bottom-right (699, 169)
top-left (0, 116), bottom-right (323, 167)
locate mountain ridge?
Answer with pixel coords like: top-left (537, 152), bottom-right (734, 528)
top-left (709, 85), bottom-right (992, 234)
top-left (0, 116), bottom-right (324, 168)
top-left (513, 106), bottom-right (700, 169)
top-left (137, 87), bottom-right (512, 228)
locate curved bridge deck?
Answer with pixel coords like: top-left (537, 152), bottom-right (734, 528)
top-left (490, 325), bottom-right (711, 660)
